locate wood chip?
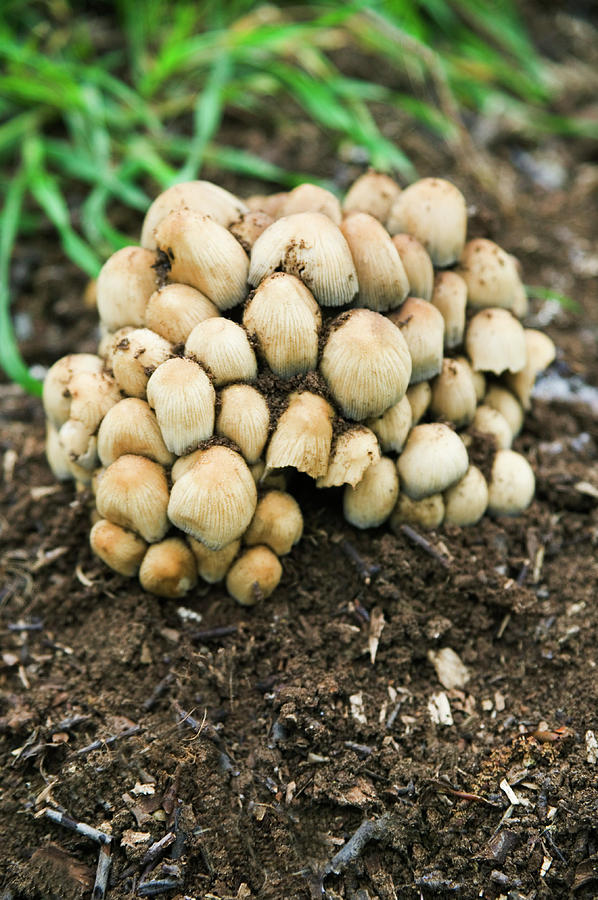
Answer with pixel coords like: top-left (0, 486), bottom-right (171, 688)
top-left (428, 692), bottom-right (453, 726)
top-left (428, 647), bottom-right (470, 690)
top-left (368, 607), bottom-right (385, 665)
top-left (350, 692), bottom-right (367, 725)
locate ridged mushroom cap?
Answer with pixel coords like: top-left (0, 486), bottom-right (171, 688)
top-left (96, 247), bottom-right (158, 331)
top-left (391, 234), bottom-right (434, 301)
top-left (388, 298), bottom-right (444, 384)
top-left (367, 394), bottom-right (412, 454)
top-left (95, 454), bottom-right (170, 543)
top-left (216, 384), bottom-right (269, 464)
top-left (146, 357), bottom-right (215, 455)
top-left (90, 519), bottom-right (147, 577)
top-left (280, 183), bottom-right (342, 224)
top-left (155, 209), bottom-right (249, 310)
top-left (229, 210), bottom-right (273, 253)
top-left (343, 171), bottom-right (401, 222)
top-left (343, 456), bottom-right (399, 529)
top-left (320, 309), bottom-right (412, 420)
top-left (185, 318), bottom-right (257, 387)
top-left (244, 490), bottom-right (303, 556)
top-left (488, 450), bottom-right (535, 516)
top-left (111, 328), bottom-right (172, 399)
top-left (466, 308), bottom-right (527, 375)
top-left (387, 177), bottom-right (467, 267)
top-left (265, 391), bottom-right (334, 479)
top-left (341, 212), bottom-right (409, 312)
top-left (316, 426), bottom-right (380, 489)
top-left (43, 354), bottom-right (105, 428)
top-left (397, 423), bottom-right (469, 500)
top-left (141, 180), bottom-right (247, 249)
top-left (471, 405), bottom-right (512, 449)
top-left (431, 271), bottom-right (467, 350)
top-left (459, 238), bottom-right (526, 313)
top-left (430, 358), bottom-right (477, 428)
top-left (443, 465), bottom-right (488, 526)
top-left (144, 284), bottom-right (220, 346)
top-left (249, 212), bottom-right (358, 307)
top-left (188, 538), bottom-right (240, 584)
top-left (243, 273), bottom-right (321, 379)
top-left (139, 537), bottom-right (198, 598)
top-left (167, 445), bottom-right (257, 550)
top-left (97, 398), bottom-right (174, 466)
top-left (226, 545), bottom-right (282, 606)
top-left (406, 381), bottom-right (432, 425)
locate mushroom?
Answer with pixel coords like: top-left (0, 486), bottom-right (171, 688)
top-left (487, 450), bottom-right (535, 516)
top-left (97, 398), bottom-right (174, 466)
top-left (95, 454), bottom-right (170, 543)
top-left (226, 546), bottom-right (283, 606)
top-left (340, 212), bottom-right (409, 312)
top-left (366, 395), bottom-right (412, 454)
top-left (229, 210), bottom-right (273, 252)
top-left (431, 271), bottom-right (467, 349)
top-left (112, 328), bottom-right (172, 399)
top-left (459, 238), bottom-right (527, 314)
top-left (343, 456), bottom-right (399, 529)
top-left (391, 234), bottom-right (434, 301)
top-left (343, 170), bottom-right (401, 222)
top-left (443, 465), bottom-right (488, 526)
top-left (406, 381), bottom-right (432, 425)
top-left (96, 247), bottom-right (158, 331)
top-left (397, 423), bottom-right (469, 500)
top-left (470, 405), bottom-right (512, 449)
top-left (43, 353), bottom-right (106, 428)
top-left (483, 385), bottom-right (524, 438)
top-left (430, 358), bottom-right (477, 428)
top-left (244, 491), bottom-right (303, 556)
top-left (388, 298), bottom-right (444, 384)
top-left (188, 538), bottom-right (241, 584)
top-left (265, 392), bottom-right (334, 479)
top-left (465, 309), bottom-right (527, 375)
top-left (144, 284), bottom-right (220, 346)
top-left (390, 492), bottom-right (445, 531)
top-left (139, 537), bottom-right (198, 598)
top-left (185, 318), bottom-right (257, 387)
top-left (320, 309), bottom-right (412, 420)
top-left (146, 357), bottom-right (215, 455)
top-left (504, 329), bottom-right (556, 409)
top-left (280, 183), bottom-right (342, 224)
top-left (216, 384), bottom-right (270, 464)
top-left (90, 519), bottom-right (147, 577)
top-left (387, 177), bottom-right (467, 266)
top-left (141, 180), bottom-right (247, 249)
top-left (316, 426), bottom-right (380, 488)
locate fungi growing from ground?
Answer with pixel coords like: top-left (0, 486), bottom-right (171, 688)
top-left (42, 174), bottom-right (556, 604)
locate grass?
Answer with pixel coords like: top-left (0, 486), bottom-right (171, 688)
top-left (0, 0), bottom-right (588, 395)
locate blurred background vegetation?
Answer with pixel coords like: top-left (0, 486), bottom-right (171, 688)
top-left (1, 0), bottom-right (594, 394)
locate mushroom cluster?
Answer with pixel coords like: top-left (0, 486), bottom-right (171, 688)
top-left (43, 173), bottom-right (555, 602)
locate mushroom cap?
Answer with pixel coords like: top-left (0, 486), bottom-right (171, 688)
top-left (185, 318), bottom-right (257, 387)
top-left (90, 519), bottom-right (147, 577)
top-left (167, 445), bottom-right (257, 550)
top-left (366, 395), bottom-right (412, 454)
top-left (320, 309), bottom-right (412, 420)
top-left (112, 328), bottom-right (173, 399)
top-left (430, 358), bottom-right (477, 428)
top-left (280, 183), bottom-right (342, 224)
top-left (471, 405), bottom-right (512, 449)
top-left (154, 209), bottom-right (249, 310)
top-left (139, 537), bottom-right (198, 598)
top-left (316, 426), bottom-right (381, 489)
top-left (343, 456), bottom-right (399, 529)
top-left (265, 391), bottom-right (334, 479)
top-left (141, 180), bottom-right (247, 249)
top-left (391, 234), bottom-right (434, 301)
top-left (45, 421), bottom-right (73, 482)
top-left (343, 171), bottom-right (401, 222)
top-left (243, 273), bottom-right (321, 379)
top-left (504, 329), bottom-right (556, 409)
top-left (397, 423), bottom-right (469, 500)
top-left (216, 384), bottom-right (270, 465)
top-left (341, 212), bottom-right (409, 312)
top-left (431, 271), bottom-right (467, 349)
top-left (146, 357), bottom-right (215, 455)
top-left (95, 454), bottom-right (170, 543)
top-left (390, 491), bottom-right (445, 531)
top-left (459, 238), bottom-right (525, 313)
top-left (226, 545), bottom-right (283, 606)
top-left (229, 210), bottom-right (273, 253)
top-left (488, 449), bottom-right (535, 516)
top-left (249, 212), bottom-right (358, 307)
top-left (97, 398), bottom-right (174, 467)
top-left (43, 354), bottom-right (105, 428)
top-left (484, 386), bottom-right (524, 438)
top-left (244, 490), bottom-right (303, 556)
top-left (406, 381), bottom-right (432, 425)
top-left (189, 538), bottom-right (241, 584)
top-left (387, 177), bottom-right (467, 267)
top-left (144, 284), bottom-right (220, 345)
top-left (388, 297), bottom-right (444, 384)
top-left (96, 246), bottom-right (157, 331)
top-left (443, 465), bottom-right (488, 526)
top-left (466, 308), bottom-right (527, 375)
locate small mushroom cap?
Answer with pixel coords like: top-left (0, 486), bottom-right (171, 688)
top-left (155, 209), bottom-right (249, 310)
top-left (243, 273), bottom-right (321, 379)
top-left (90, 519), bottom-right (147, 577)
top-left (249, 212), bottom-right (358, 307)
top-left (458, 238), bottom-right (525, 313)
top-left (390, 491), bottom-right (445, 531)
top-left (141, 180), bottom-right (247, 249)
top-left (249, 460), bottom-right (287, 492)
top-left (466, 308), bottom-right (527, 376)
top-left (95, 454), bottom-right (170, 543)
top-left (112, 328), bottom-right (172, 399)
top-left (343, 171), bottom-right (401, 222)
top-left (185, 318), bottom-right (257, 387)
top-left (484, 385), bottom-right (524, 437)
top-left (68, 370), bottom-right (122, 433)
top-left (167, 445), bottom-right (257, 549)
top-left (387, 177), bottom-right (467, 267)
top-left (139, 537), bottom-right (198, 598)
top-left (43, 354), bottom-right (105, 428)
top-left (504, 329), bottom-right (556, 410)
top-left (216, 384), bottom-right (269, 464)
top-left (226, 545), bottom-right (282, 606)
top-left (455, 355), bottom-right (486, 402)
top-left (244, 491), bottom-right (303, 556)
top-left (430, 358), bottom-right (477, 428)
top-left (321, 309), bottom-right (412, 420)
top-left (366, 395), bottom-right (412, 454)
top-left (58, 419), bottom-right (98, 471)
top-left (188, 538), bottom-right (241, 584)
top-left (229, 210), bottom-right (273, 253)
top-left (431, 271), bottom-right (467, 349)
top-left (406, 381), bottom-right (431, 425)
top-left (343, 456), bottom-right (399, 529)
top-left (98, 398), bottom-right (174, 466)
top-left (147, 357), bottom-right (215, 455)
top-left (391, 234), bottom-right (434, 301)
top-left (265, 392), bottom-right (334, 479)
top-left (98, 327), bottom-right (135, 369)
top-left (443, 465), bottom-right (488, 526)
top-left (96, 247), bottom-right (158, 331)
top-left (144, 284), bottom-right (220, 345)
top-left (245, 192), bottom-right (288, 218)
top-left (45, 421), bottom-right (73, 481)
top-left (389, 298), bottom-right (444, 384)
top-left (397, 423), bottom-right (469, 500)
top-left (316, 426), bottom-right (381, 489)
top-left (471, 405), bottom-right (512, 449)
top-left (280, 183), bottom-right (342, 224)
top-left (488, 449), bottom-right (535, 516)
top-left (341, 212), bottom-right (409, 312)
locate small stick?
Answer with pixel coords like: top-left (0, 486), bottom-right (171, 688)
top-left (344, 741), bottom-right (373, 758)
top-left (77, 725), bottom-right (140, 756)
top-left (141, 833), bottom-right (176, 869)
top-left (341, 540), bottom-right (380, 583)
top-left (190, 625), bottom-right (238, 643)
top-left (385, 700), bottom-right (403, 730)
top-left (399, 524), bottom-right (450, 569)
top-left (322, 813), bottom-right (391, 876)
top-left (138, 878), bottom-right (182, 897)
top-left (92, 842), bottom-right (112, 899)
top-left (143, 673), bottom-right (174, 712)
top-left (172, 702), bottom-right (239, 776)
top-left (7, 619), bottom-right (44, 632)
top-left (43, 808), bottom-right (111, 845)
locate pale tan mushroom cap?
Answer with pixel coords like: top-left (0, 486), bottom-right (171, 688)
top-left (443, 465), bottom-right (488, 526)
top-left (216, 384), bottom-right (269, 464)
top-left (43, 354), bottom-right (105, 428)
top-left (226, 546), bottom-right (283, 606)
top-left (389, 297), bottom-right (444, 384)
top-left (504, 329), bottom-right (556, 409)
top-left (343, 456), bottom-right (399, 529)
top-left (391, 492), bottom-right (445, 531)
top-left (316, 426), bottom-right (381, 489)
top-left (139, 537), bottom-right (198, 598)
top-left (96, 246), bottom-right (158, 331)
top-left (367, 395), bottom-right (412, 454)
top-left (430, 358), bottom-right (477, 428)
top-left (265, 392), bottom-right (334, 479)
top-left (141, 180), bottom-right (247, 249)
top-left (341, 212), bottom-right (409, 312)
top-left (95, 454), bottom-right (170, 543)
top-left (459, 238), bottom-right (525, 312)
top-left (244, 491), bottom-right (303, 556)
top-left (144, 284), bottom-right (220, 346)
top-left (466, 308), bottom-right (527, 375)
top-left (397, 423), bottom-right (469, 500)
top-left (147, 357), bottom-right (215, 455)
top-left (185, 318), bottom-right (257, 387)
top-left (387, 177), bottom-right (467, 266)
top-left (343, 171), bottom-right (401, 222)
top-left (90, 519), bottom-right (147, 577)
top-left (321, 309), bottom-right (412, 420)
top-left (280, 183), bottom-right (342, 224)
top-left (97, 398), bottom-right (174, 467)
top-left (488, 449), bottom-right (535, 516)
top-left (189, 538), bottom-right (241, 584)
top-left (391, 233), bottom-right (434, 301)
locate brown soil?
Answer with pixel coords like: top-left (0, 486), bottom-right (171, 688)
top-left (2, 8), bottom-right (598, 900)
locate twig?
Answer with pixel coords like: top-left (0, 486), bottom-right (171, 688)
top-left (399, 524), bottom-right (451, 569)
top-left (7, 619), bottom-right (44, 632)
top-left (344, 741), bottom-right (373, 758)
top-left (77, 725), bottom-right (141, 755)
top-left (142, 833), bottom-right (176, 869)
top-left (92, 842), bottom-right (112, 899)
top-left (42, 808), bottom-right (111, 846)
top-left (341, 540), bottom-right (380, 584)
top-left (143, 673), bottom-right (175, 712)
top-left (172, 701), bottom-right (239, 775)
top-left (137, 878), bottom-right (182, 897)
top-left (322, 813), bottom-right (392, 876)
top-left (190, 625), bottom-right (238, 642)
